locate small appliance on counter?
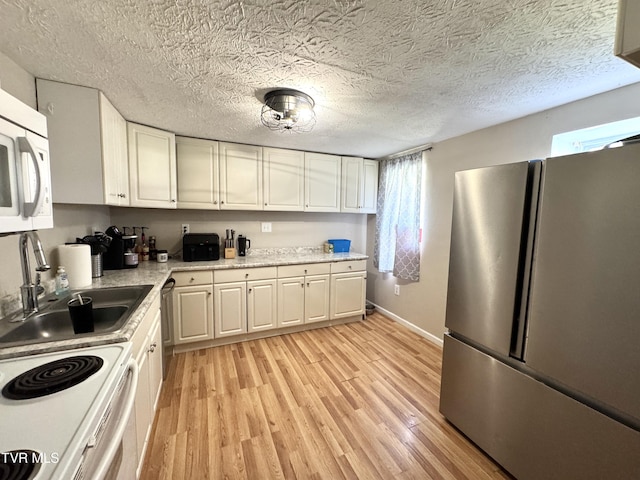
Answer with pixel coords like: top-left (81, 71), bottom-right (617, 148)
top-left (183, 233), bottom-right (220, 262)
top-left (104, 226), bottom-right (138, 270)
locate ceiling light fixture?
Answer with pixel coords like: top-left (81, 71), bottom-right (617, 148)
top-left (261, 89), bottom-right (316, 133)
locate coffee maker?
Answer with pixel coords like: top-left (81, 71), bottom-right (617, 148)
top-left (104, 226), bottom-right (139, 269)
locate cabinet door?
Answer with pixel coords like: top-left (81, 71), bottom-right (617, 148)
top-left (263, 147), bottom-right (304, 211)
top-left (134, 336), bottom-right (151, 473)
top-left (100, 93), bottom-right (129, 206)
top-left (277, 277), bottom-right (305, 327)
top-left (147, 314), bottom-right (163, 412)
top-left (305, 274), bottom-right (331, 323)
top-left (361, 160), bottom-right (379, 214)
top-left (214, 282), bottom-right (247, 337)
top-left (247, 279), bottom-right (277, 332)
top-left (330, 272), bottom-right (366, 319)
top-left (172, 285), bottom-right (213, 344)
top-left (341, 156), bottom-right (363, 213)
top-left (304, 152), bottom-right (341, 212)
top-left (36, 79), bottom-right (105, 205)
top-left (219, 142), bottom-right (263, 210)
top-left (128, 122), bottom-right (177, 208)
top-left (176, 136), bottom-right (219, 209)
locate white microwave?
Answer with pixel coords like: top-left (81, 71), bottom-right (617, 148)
top-left (0, 88), bottom-right (53, 234)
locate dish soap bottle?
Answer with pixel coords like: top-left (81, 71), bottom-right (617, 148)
top-left (55, 266), bottom-right (70, 297)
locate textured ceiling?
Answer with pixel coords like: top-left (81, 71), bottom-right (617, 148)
top-left (1, 0), bottom-right (639, 158)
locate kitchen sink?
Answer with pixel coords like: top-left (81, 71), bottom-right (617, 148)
top-left (0, 284), bottom-right (153, 347)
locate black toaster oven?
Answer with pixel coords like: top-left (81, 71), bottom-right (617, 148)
top-left (182, 233), bottom-right (220, 261)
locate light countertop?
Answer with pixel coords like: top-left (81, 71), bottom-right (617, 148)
top-left (0, 249), bottom-right (368, 359)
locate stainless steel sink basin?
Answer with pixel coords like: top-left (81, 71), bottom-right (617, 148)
top-left (0, 306), bottom-right (128, 343)
top-left (0, 284), bottom-right (153, 347)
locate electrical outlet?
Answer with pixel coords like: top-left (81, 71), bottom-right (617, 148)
top-left (261, 222), bottom-right (272, 233)
top-left (181, 224), bottom-right (190, 235)
top-left (394, 284), bottom-right (400, 296)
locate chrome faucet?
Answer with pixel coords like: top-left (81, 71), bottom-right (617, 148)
top-left (19, 231), bottom-right (50, 319)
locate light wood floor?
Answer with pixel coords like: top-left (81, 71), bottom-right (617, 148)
top-left (141, 313), bottom-right (511, 479)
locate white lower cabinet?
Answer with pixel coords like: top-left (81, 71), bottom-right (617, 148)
top-left (214, 268), bottom-right (278, 337)
top-left (277, 277), bottom-right (305, 327)
top-left (247, 279), bottom-right (277, 332)
top-left (214, 282), bottom-right (247, 337)
top-left (277, 263), bottom-right (331, 326)
top-left (305, 274), bottom-right (331, 323)
top-left (132, 295), bottom-right (162, 477)
top-left (170, 262), bottom-right (364, 348)
top-left (330, 260), bottom-right (367, 319)
top-left (172, 271), bottom-right (214, 344)
top-left (173, 284), bottom-right (214, 343)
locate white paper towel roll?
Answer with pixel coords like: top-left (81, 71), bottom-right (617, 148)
top-left (58, 244), bottom-right (92, 289)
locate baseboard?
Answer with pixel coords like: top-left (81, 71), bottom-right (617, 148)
top-left (368, 301), bottom-right (443, 347)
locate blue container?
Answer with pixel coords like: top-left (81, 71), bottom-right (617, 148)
top-left (328, 239), bottom-right (351, 253)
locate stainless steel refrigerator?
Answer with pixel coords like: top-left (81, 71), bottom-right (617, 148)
top-left (439, 142), bottom-right (640, 479)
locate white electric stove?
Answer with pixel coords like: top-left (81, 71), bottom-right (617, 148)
top-left (0, 343), bottom-right (137, 480)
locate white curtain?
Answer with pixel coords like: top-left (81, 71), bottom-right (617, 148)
top-left (374, 151), bottom-right (422, 281)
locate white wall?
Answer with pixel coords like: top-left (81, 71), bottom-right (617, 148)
top-left (367, 81), bottom-right (640, 341)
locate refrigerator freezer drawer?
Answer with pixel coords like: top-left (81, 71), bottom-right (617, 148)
top-left (440, 335), bottom-right (640, 480)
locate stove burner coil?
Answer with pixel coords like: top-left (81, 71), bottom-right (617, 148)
top-left (2, 356), bottom-right (104, 400)
top-left (0, 450), bottom-right (40, 480)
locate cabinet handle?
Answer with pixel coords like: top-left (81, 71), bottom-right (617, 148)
top-left (213, 200), bottom-right (218, 204)
top-left (248, 288), bottom-right (252, 293)
top-left (245, 273), bottom-right (249, 279)
top-left (304, 269), bottom-right (307, 274)
top-left (122, 194), bottom-right (126, 198)
top-left (171, 199), bottom-right (176, 203)
top-left (348, 265), bottom-right (352, 269)
top-left (306, 282), bottom-right (310, 287)
top-left (208, 292), bottom-right (212, 296)
top-left (265, 202), bottom-right (268, 206)
top-left (301, 283), bottom-right (304, 288)
top-left (221, 201), bottom-right (225, 204)
top-left (190, 277), bottom-right (195, 282)
top-left (149, 342), bottom-right (157, 353)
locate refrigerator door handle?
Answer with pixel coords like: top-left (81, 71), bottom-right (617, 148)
top-left (510, 160), bottom-right (542, 360)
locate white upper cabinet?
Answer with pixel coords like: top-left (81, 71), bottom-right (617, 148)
top-left (341, 156), bottom-right (363, 213)
top-left (304, 152), bottom-right (341, 212)
top-left (176, 136), bottom-right (219, 209)
top-left (36, 79), bottom-right (129, 206)
top-left (219, 142), bottom-right (263, 210)
top-left (341, 157), bottom-right (378, 214)
top-left (263, 147), bottom-right (305, 211)
top-left (361, 159), bottom-right (379, 213)
top-left (100, 96), bottom-right (130, 206)
top-left (128, 122), bottom-right (177, 209)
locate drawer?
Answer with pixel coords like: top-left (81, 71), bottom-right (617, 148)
top-left (330, 260), bottom-right (367, 273)
top-left (278, 262), bottom-right (331, 278)
top-left (214, 267), bottom-right (277, 283)
top-left (131, 293), bottom-right (161, 358)
top-left (173, 270), bottom-right (213, 287)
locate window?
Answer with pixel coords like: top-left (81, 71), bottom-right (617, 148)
top-left (374, 151), bottom-right (423, 281)
top-left (551, 116), bottom-right (640, 156)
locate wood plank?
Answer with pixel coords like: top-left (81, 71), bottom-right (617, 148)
top-left (140, 312), bottom-right (511, 480)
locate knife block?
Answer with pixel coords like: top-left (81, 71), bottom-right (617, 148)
top-left (224, 247), bottom-right (236, 259)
